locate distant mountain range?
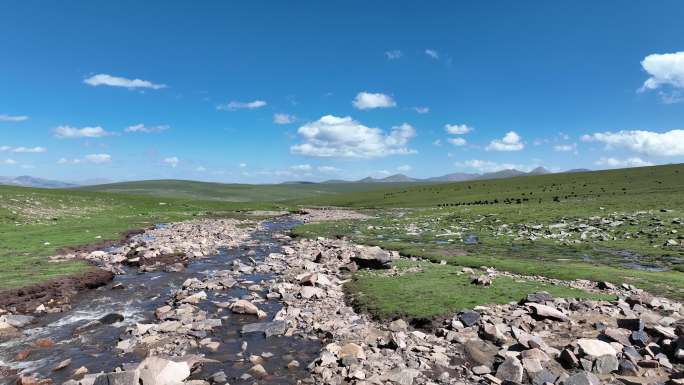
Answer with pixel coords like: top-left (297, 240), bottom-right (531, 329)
top-left (319, 166), bottom-right (557, 184)
top-left (0, 176), bottom-right (116, 188)
top-left (0, 175), bottom-right (77, 188)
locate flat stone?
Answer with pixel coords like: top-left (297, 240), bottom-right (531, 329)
top-left (527, 303), bottom-right (569, 322)
top-left (241, 321), bottom-right (287, 337)
top-left (526, 292), bottom-right (554, 303)
top-left (530, 369), bottom-right (557, 385)
top-left (472, 365), bottom-right (491, 375)
top-left (563, 371), bottom-right (600, 385)
top-left (0, 315), bottom-right (34, 328)
top-left (495, 357), bottom-right (523, 383)
top-left (339, 343), bottom-right (366, 360)
top-left (576, 338), bottom-right (617, 358)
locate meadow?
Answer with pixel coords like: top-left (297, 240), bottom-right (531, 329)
top-left (1, 164), bottom-right (682, 317)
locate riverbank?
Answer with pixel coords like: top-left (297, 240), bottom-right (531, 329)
top-left (1, 210), bottom-right (682, 385)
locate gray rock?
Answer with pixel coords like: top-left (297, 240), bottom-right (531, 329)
top-left (526, 292), bottom-right (554, 304)
top-left (464, 338), bottom-right (498, 367)
top-left (592, 354), bottom-right (618, 375)
top-left (618, 359), bottom-right (639, 376)
top-left (528, 303), bottom-right (569, 322)
top-left (562, 371), bottom-right (600, 385)
top-left (530, 369), bottom-right (557, 385)
top-left (0, 315), bottom-right (34, 328)
top-left (559, 349), bottom-right (579, 369)
top-left (241, 321), bottom-right (287, 337)
top-left (630, 330), bottom-right (649, 347)
top-left (93, 370), bottom-right (140, 385)
top-left (495, 357), bottom-right (523, 383)
top-left (351, 246), bottom-right (396, 269)
top-left (617, 318), bottom-right (644, 331)
top-left (459, 311), bottom-right (481, 327)
top-left (472, 365), bottom-right (491, 375)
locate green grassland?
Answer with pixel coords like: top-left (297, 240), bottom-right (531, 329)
top-left (0, 185), bottom-right (283, 290)
top-left (347, 260), bottom-right (614, 319)
top-left (79, 179), bottom-right (414, 202)
top-left (293, 164), bottom-right (684, 301)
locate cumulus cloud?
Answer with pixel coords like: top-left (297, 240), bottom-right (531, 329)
top-left (0, 146), bottom-right (46, 153)
top-left (581, 129), bottom-right (684, 156)
top-left (84, 74), bottom-right (166, 89)
top-left (3, 159), bottom-right (17, 165)
top-left (455, 159), bottom-right (531, 173)
top-left (273, 113), bottom-right (295, 124)
top-left (553, 143), bottom-right (577, 153)
top-left (124, 124), bottom-right (169, 133)
top-left (0, 114), bottom-right (29, 122)
top-left (595, 157), bottom-right (653, 168)
top-left (54, 125), bottom-right (113, 138)
top-left (317, 166), bottom-right (341, 174)
top-left (447, 137), bottom-right (467, 146)
top-left (163, 156), bottom-right (179, 168)
top-left (84, 154), bottom-right (111, 164)
top-left (445, 124), bottom-right (473, 135)
top-left (217, 100), bottom-right (267, 111)
top-left (239, 162), bottom-right (247, 168)
top-left (352, 92), bottom-right (396, 110)
top-left (290, 164), bottom-right (312, 171)
top-left (486, 131), bottom-right (524, 151)
top-left (413, 106), bottom-right (429, 114)
top-left (397, 164), bottom-right (412, 172)
top-left (290, 115), bottom-right (416, 158)
top-left (385, 50), bottom-right (403, 60)
top-left (425, 49), bottom-right (439, 59)
top-left (639, 52), bottom-right (684, 92)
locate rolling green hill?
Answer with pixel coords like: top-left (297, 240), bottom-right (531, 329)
top-left (79, 179), bottom-right (417, 202)
top-left (294, 163), bottom-right (684, 211)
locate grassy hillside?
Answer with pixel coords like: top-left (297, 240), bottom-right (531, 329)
top-left (293, 164), bottom-right (684, 210)
top-left (0, 185), bottom-right (274, 290)
top-left (292, 164), bottom-right (684, 299)
top-left (79, 179), bottom-right (416, 202)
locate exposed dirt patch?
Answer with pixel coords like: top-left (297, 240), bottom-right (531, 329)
top-left (0, 268), bottom-right (114, 314)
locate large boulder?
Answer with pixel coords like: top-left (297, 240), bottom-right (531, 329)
top-left (351, 246), bottom-right (397, 269)
top-left (576, 338), bottom-right (617, 358)
top-left (495, 357), bottom-right (523, 383)
top-left (138, 356), bottom-right (190, 385)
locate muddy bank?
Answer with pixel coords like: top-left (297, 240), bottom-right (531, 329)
top-left (0, 268), bottom-right (113, 314)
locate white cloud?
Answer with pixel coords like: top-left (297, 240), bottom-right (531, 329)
top-left (273, 113), bottom-right (295, 124)
top-left (595, 157), bottom-right (653, 168)
top-left (291, 115), bottom-right (416, 158)
top-left (432, 139), bottom-right (442, 146)
top-left (84, 74), bottom-right (166, 89)
top-left (1, 146), bottom-right (46, 153)
top-left (553, 143), bottom-right (577, 153)
top-left (3, 158), bottom-right (17, 165)
top-left (445, 124), bottom-right (473, 135)
top-left (317, 166), bottom-right (341, 174)
top-left (290, 164), bottom-right (312, 171)
top-left (425, 49), bottom-right (439, 59)
top-left (54, 125), bottom-right (112, 139)
top-left (0, 114), bottom-right (29, 122)
top-left (385, 50), bottom-right (403, 60)
top-left (125, 123), bottom-right (169, 133)
top-left (195, 166), bottom-right (207, 172)
top-left (217, 100), bottom-right (267, 111)
top-left (448, 137), bottom-right (467, 146)
top-left (84, 154), bottom-right (111, 164)
top-left (413, 106), bottom-right (429, 114)
top-left (486, 131), bottom-right (524, 151)
top-left (639, 52), bottom-right (684, 92)
top-left (239, 162), bottom-right (247, 168)
top-left (352, 92), bottom-right (396, 110)
top-left (581, 129), bottom-right (684, 156)
top-left (397, 164), bottom-right (412, 172)
top-left (163, 156), bottom-right (179, 168)
top-left (455, 159), bottom-right (531, 173)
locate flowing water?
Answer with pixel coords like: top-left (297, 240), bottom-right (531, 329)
top-left (0, 217), bottom-right (321, 384)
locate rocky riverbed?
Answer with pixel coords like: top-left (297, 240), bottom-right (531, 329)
top-left (1, 210), bottom-right (682, 385)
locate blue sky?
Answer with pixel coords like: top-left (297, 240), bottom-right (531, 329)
top-left (2, 1), bottom-right (684, 183)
